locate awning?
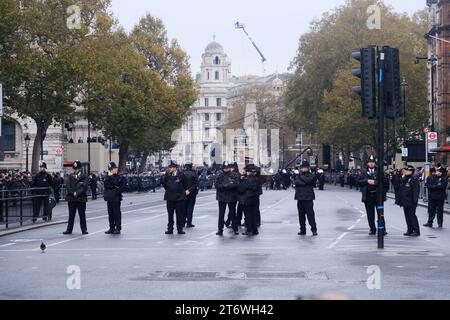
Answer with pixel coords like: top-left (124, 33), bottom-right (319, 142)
top-left (430, 146), bottom-right (450, 153)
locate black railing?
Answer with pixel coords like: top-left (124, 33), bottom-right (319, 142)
top-left (0, 187), bottom-right (54, 229)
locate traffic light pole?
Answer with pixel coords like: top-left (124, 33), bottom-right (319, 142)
top-left (376, 47), bottom-right (386, 249)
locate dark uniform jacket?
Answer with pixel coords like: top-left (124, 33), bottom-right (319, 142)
top-left (426, 175), bottom-right (448, 201)
top-left (65, 173), bottom-right (89, 203)
top-left (238, 174), bottom-right (261, 206)
top-left (294, 172), bottom-right (316, 201)
top-left (215, 171), bottom-right (240, 203)
top-left (103, 174), bottom-right (126, 202)
top-left (358, 169), bottom-right (389, 202)
top-left (162, 171), bottom-right (187, 202)
top-left (398, 175), bottom-right (420, 208)
top-left (183, 169), bottom-right (199, 196)
top-left (90, 175), bottom-right (98, 189)
top-left (32, 172), bottom-right (53, 195)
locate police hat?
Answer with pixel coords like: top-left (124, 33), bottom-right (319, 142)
top-left (367, 155), bottom-right (376, 163)
top-left (404, 165), bottom-right (415, 171)
top-left (222, 161), bottom-right (232, 169)
top-left (168, 161), bottom-right (178, 168)
top-left (72, 160), bottom-right (82, 170)
top-left (39, 162), bottom-right (47, 169)
top-left (300, 160), bottom-right (310, 168)
top-left (108, 162), bottom-right (118, 171)
top-left (437, 166), bottom-right (447, 174)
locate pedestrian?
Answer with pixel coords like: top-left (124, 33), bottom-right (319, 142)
top-left (104, 162), bottom-right (125, 235)
top-left (238, 164), bottom-right (261, 236)
top-left (424, 165), bottom-right (447, 228)
top-left (358, 156), bottom-right (389, 236)
top-left (317, 169), bottom-right (325, 191)
top-left (52, 173), bottom-right (62, 204)
top-left (215, 161), bottom-right (240, 236)
top-left (397, 165), bottom-right (421, 237)
top-left (162, 161), bottom-right (187, 235)
top-left (183, 162), bottom-right (199, 228)
top-left (63, 161), bottom-right (89, 235)
top-left (293, 160), bottom-right (318, 236)
top-left (90, 174), bottom-right (98, 200)
top-left (31, 162), bottom-right (52, 222)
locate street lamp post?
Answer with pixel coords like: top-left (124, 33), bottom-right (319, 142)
top-left (37, 72), bottom-right (45, 161)
top-left (25, 134), bottom-right (31, 174)
top-left (400, 78), bottom-right (408, 145)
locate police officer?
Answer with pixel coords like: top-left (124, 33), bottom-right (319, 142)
top-left (293, 160), bottom-right (318, 236)
top-left (104, 162), bottom-right (125, 235)
top-left (183, 162), bottom-right (199, 228)
top-left (424, 165), bottom-right (447, 228)
top-left (397, 165), bottom-right (421, 236)
top-left (215, 161), bottom-right (240, 236)
top-left (31, 162), bottom-right (52, 222)
top-left (90, 173), bottom-right (98, 200)
top-left (63, 161), bottom-right (89, 235)
top-left (238, 164), bottom-right (262, 236)
top-left (358, 156), bottom-right (389, 235)
top-left (162, 161), bottom-right (187, 235)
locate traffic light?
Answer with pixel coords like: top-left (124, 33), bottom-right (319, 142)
top-left (383, 46), bottom-right (403, 118)
top-left (352, 47), bottom-right (376, 118)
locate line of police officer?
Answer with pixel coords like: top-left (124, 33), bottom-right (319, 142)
top-left (359, 156), bottom-right (448, 237)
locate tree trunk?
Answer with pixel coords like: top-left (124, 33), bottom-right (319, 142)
top-left (118, 141), bottom-right (129, 173)
top-left (31, 123), bottom-right (48, 174)
top-left (139, 151), bottom-right (149, 173)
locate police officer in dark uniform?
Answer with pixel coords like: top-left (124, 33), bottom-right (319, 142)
top-left (90, 174), bottom-right (98, 200)
top-left (358, 156), bottom-right (389, 235)
top-left (293, 160), bottom-right (318, 236)
top-left (424, 165), bottom-right (447, 228)
top-left (183, 162), bottom-right (199, 228)
top-left (215, 161), bottom-right (240, 236)
top-left (31, 162), bottom-right (52, 222)
top-left (162, 161), bottom-right (188, 235)
top-left (397, 165), bottom-right (421, 236)
top-left (238, 164), bottom-right (262, 236)
top-left (104, 162), bottom-right (126, 235)
top-left (63, 161), bottom-right (89, 235)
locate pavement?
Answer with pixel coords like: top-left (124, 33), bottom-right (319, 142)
top-left (0, 186), bottom-right (449, 300)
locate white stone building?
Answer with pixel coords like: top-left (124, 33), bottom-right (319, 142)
top-left (173, 39), bottom-right (232, 166)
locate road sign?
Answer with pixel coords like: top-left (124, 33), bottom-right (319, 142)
top-left (427, 132), bottom-right (438, 153)
top-left (402, 147), bottom-right (408, 157)
top-left (423, 127), bottom-right (430, 133)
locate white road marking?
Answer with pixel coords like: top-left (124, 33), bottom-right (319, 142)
top-left (328, 232), bottom-right (349, 249)
top-left (347, 225), bottom-right (355, 231)
top-left (46, 213), bottom-right (166, 249)
top-left (0, 243), bottom-right (16, 248)
top-left (198, 231), bottom-right (217, 240)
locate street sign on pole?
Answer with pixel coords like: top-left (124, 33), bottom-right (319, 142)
top-left (427, 132), bottom-right (438, 153)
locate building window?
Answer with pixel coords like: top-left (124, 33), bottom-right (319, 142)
top-left (2, 120), bottom-right (16, 151)
top-left (216, 98), bottom-right (222, 107)
top-left (216, 113), bottom-right (222, 122)
top-left (207, 71), bottom-right (210, 80)
top-left (205, 128), bottom-right (210, 139)
top-left (215, 71), bottom-right (220, 80)
top-left (205, 98), bottom-right (209, 107)
top-left (214, 56), bottom-right (220, 65)
top-left (295, 129), bottom-right (302, 146)
top-left (205, 113), bottom-right (210, 121)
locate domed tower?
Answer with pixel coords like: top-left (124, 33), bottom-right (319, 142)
top-left (200, 38), bottom-right (231, 84)
top-left (175, 37), bottom-right (232, 166)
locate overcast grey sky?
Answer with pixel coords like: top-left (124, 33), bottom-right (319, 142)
top-left (110, 0), bottom-right (426, 77)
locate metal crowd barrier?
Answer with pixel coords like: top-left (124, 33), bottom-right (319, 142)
top-left (0, 187), bottom-right (53, 229)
